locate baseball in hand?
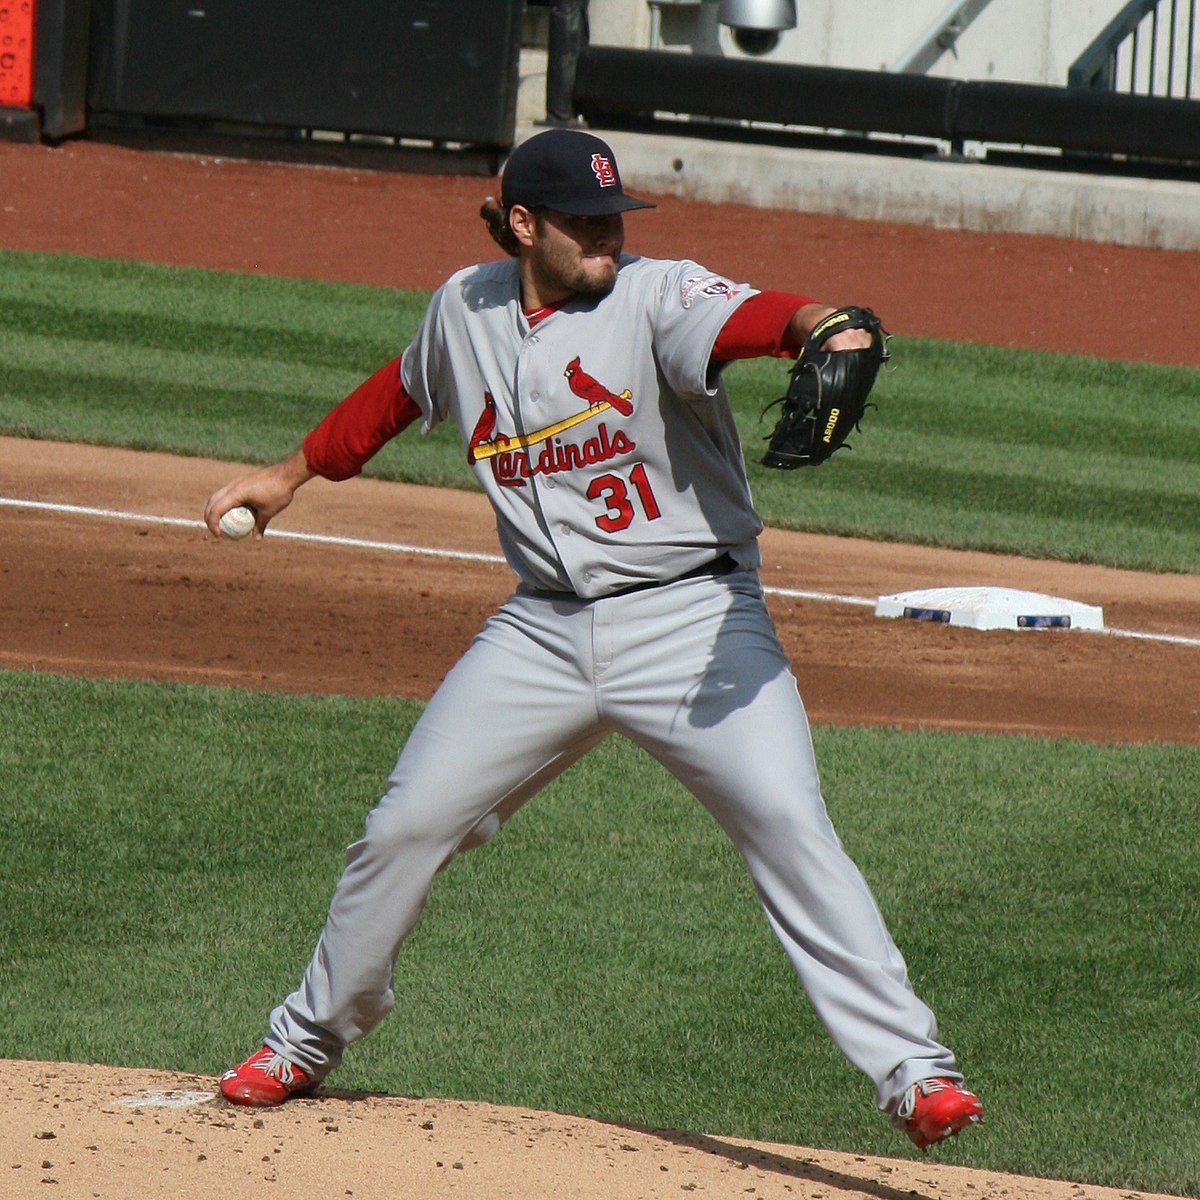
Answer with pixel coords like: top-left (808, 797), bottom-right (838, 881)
top-left (218, 505), bottom-right (257, 540)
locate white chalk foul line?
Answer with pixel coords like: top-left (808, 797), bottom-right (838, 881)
top-left (767, 585), bottom-right (876, 608)
top-left (0, 496), bottom-right (504, 566)
top-left (6, 495), bottom-right (1200, 649)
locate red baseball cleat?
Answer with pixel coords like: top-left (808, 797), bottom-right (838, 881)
top-left (220, 1046), bottom-right (315, 1107)
top-left (895, 1077), bottom-right (984, 1149)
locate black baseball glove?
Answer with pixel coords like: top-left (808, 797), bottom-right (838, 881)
top-left (761, 306), bottom-right (889, 468)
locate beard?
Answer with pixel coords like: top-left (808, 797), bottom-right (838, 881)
top-left (529, 226), bottom-right (622, 300)
top-left (568, 257), bottom-right (619, 297)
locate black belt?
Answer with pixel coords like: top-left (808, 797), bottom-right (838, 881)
top-left (527, 552), bottom-right (739, 603)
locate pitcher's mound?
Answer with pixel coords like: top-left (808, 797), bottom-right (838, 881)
top-left (1, 1059), bottom-right (1172, 1200)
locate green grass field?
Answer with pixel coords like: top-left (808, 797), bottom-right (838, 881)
top-left (2, 249), bottom-right (1199, 1195)
top-left (3, 248), bottom-right (1199, 571)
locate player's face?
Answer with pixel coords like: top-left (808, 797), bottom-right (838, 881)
top-left (526, 209), bottom-right (624, 304)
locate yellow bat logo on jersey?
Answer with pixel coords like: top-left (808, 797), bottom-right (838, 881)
top-left (468, 401), bottom-right (623, 463)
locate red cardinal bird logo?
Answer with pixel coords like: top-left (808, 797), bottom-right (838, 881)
top-left (467, 390), bottom-right (500, 465)
top-left (563, 357), bottom-right (633, 416)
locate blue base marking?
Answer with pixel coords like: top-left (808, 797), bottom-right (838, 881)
top-left (902, 606), bottom-right (952, 623)
top-left (1017, 614), bottom-right (1072, 629)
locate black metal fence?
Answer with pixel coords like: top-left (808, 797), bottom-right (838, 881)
top-left (1069, 0), bottom-right (1198, 98)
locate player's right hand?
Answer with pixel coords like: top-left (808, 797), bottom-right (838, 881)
top-left (203, 449), bottom-right (315, 537)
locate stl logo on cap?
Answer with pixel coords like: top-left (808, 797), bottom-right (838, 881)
top-left (590, 153), bottom-right (618, 188)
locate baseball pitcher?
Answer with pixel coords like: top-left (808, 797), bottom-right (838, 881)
top-left (204, 129), bottom-right (982, 1150)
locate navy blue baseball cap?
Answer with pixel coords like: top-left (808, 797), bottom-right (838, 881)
top-left (500, 129), bottom-right (655, 216)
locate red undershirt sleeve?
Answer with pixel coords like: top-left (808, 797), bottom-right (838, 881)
top-left (711, 290), bottom-right (815, 362)
top-left (301, 356), bottom-right (422, 481)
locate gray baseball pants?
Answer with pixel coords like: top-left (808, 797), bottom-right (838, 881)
top-left (265, 568), bottom-right (960, 1113)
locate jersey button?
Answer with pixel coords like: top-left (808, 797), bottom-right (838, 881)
top-left (530, 390), bottom-right (541, 402)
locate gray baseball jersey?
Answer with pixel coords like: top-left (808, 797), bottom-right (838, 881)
top-left (400, 254), bottom-right (764, 598)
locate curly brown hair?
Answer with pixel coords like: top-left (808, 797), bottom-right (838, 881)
top-left (479, 195), bottom-right (520, 257)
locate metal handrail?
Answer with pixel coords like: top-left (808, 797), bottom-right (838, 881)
top-left (889, 0), bottom-right (997, 74)
top-left (1069, 0), bottom-right (1196, 98)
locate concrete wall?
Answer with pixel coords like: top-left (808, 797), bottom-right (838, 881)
top-left (590, 1), bottom-right (1133, 86)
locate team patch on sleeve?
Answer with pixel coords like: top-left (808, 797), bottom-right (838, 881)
top-left (680, 273), bottom-right (741, 309)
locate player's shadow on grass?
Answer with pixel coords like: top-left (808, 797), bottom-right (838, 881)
top-left (627, 1125), bottom-right (936, 1200)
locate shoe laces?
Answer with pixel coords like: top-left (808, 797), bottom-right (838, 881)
top-left (252, 1052), bottom-right (299, 1085)
top-left (896, 1076), bottom-right (957, 1120)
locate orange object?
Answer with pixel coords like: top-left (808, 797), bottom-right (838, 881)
top-left (0, 0), bottom-right (37, 108)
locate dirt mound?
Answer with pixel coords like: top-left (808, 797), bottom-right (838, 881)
top-left (4, 1059), bottom-right (1179, 1200)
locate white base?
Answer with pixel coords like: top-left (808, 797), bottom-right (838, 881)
top-left (874, 586), bottom-right (1104, 632)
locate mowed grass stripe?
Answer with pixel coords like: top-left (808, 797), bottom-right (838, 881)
top-left (2, 248), bottom-right (419, 360)
top-left (882, 339), bottom-right (1199, 460)
top-left (3, 295), bottom-right (410, 371)
top-left (2, 332), bottom-right (362, 397)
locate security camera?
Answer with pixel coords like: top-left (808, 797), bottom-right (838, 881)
top-left (717, 0), bottom-right (796, 56)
